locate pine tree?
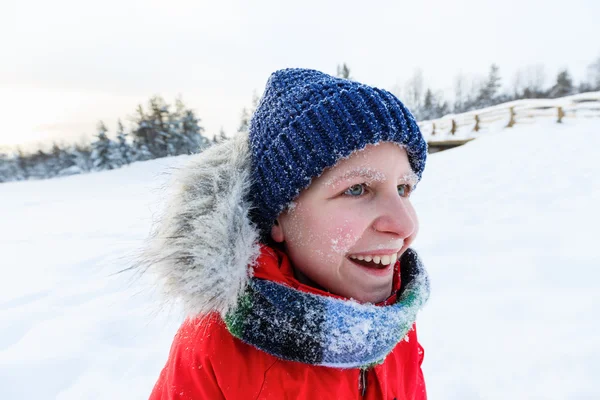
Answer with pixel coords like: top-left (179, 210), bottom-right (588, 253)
top-left (476, 64), bottom-right (502, 108)
top-left (421, 89), bottom-right (435, 120)
top-left (116, 119), bottom-right (134, 164)
top-left (71, 142), bottom-right (93, 172)
top-left (183, 109), bottom-right (208, 153)
top-left (131, 97), bottom-right (171, 158)
top-left (548, 70), bottom-right (574, 98)
top-left (133, 140), bottom-right (153, 162)
top-left (27, 149), bottom-right (52, 180)
top-left (0, 153), bottom-right (16, 183)
top-left (90, 121), bottom-right (121, 171)
top-left (0, 152), bottom-right (26, 182)
top-left (421, 89), bottom-right (450, 120)
top-left (149, 96), bottom-right (171, 157)
top-left (49, 143), bottom-right (78, 177)
top-left (15, 148), bottom-right (28, 180)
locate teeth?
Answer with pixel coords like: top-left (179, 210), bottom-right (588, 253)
top-left (349, 252), bottom-right (399, 266)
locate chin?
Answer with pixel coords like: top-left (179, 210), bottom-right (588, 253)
top-left (346, 288), bottom-right (391, 304)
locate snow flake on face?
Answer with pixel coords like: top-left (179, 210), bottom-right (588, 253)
top-left (330, 227), bottom-right (361, 255)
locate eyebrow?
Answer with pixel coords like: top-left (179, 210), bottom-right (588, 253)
top-left (324, 168), bottom-right (419, 188)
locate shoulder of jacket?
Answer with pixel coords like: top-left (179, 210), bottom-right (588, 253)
top-left (175, 315), bottom-right (230, 358)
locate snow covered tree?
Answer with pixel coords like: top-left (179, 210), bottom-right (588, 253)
top-left (46, 143), bottom-right (78, 177)
top-left (14, 148), bottom-right (28, 180)
top-left (421, 89), bottom-right (449, 120)
top-left (476, 64), bottom-right (502, 107)
top-left (26, 149), bottom-right (52, 180)
top-left (148, 96), bottom-right (171, 157)
top-left (548, 70), bottom-right (574, 98)
top-left (175, 98), bottom-right (209, 154)
top-left (115, 120), bottom-right (134, 165)
top-left (130, 98), bottom-right (170, 159)
top-left (70, 142), bottom-right (93, 173)
top-left (133, 141), bottom-right (153, 162)
top-left (586, 55), bottom-right (600, 91)
top-left (130, 96), bottom-right (208, 159)
top-left (0, 153), bottom-right (19, 183)
top-left (90, 122), bottom-right (121, 171)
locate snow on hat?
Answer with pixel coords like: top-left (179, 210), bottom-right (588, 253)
top-left (248, 68), bottom-right (427, 236)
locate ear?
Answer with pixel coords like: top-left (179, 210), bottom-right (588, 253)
top-left (271, 218), bottom-right (285, 243)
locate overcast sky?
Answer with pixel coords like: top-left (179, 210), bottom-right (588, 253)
top-left (1, 0), bottom-right (598, 150)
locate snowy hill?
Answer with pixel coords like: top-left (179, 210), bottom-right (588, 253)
top-left (1, 119), bottom-right (598, 399)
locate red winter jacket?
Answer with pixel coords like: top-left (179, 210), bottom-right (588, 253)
top-left (150, 246), bottom-right (427, 400)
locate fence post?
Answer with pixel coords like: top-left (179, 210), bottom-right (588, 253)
top-left (557, 106), bottom-right (565, 123)
top-left (474, 115), bottom-right (480, 132)
top-left (451, 119), bottom-right (457, 135)
top-left (431, 122), bottom-right (436, 136)
top-left (507, 107), bottom-right (516, 127)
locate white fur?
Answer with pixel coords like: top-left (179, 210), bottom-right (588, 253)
top-left (137, 132), bottom-right (261, 318)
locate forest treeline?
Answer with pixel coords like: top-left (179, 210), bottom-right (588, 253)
top-left (390, 56), bottom-right (600, 121)
top-left (2, 55), bottom-right (599, 184)
top-left (0, 96), bottom-right (224, 183)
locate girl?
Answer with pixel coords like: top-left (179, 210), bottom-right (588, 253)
top-left (143, 68), bottom-right (430, 399)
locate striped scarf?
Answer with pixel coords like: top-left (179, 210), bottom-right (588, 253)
top-left (224, 248), bottom-right (430, 369)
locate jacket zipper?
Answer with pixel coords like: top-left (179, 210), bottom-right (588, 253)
top-left (359, 368), bottom-right (368, 398)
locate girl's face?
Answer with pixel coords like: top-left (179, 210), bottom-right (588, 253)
top-left (271, 142), bottom-right (419, 303)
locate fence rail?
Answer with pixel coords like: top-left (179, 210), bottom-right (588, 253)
top-left (418, 91), bottom-right (600, 144)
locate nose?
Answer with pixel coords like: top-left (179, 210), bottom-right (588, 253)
top-left (371, 194), bottom-right (418, 239)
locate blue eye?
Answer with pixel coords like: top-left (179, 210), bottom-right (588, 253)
top-left (398, 184), bottom-right (412, 197)
top-left (344, 184), bottom-right (365, 196)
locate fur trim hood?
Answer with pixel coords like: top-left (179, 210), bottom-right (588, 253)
top-left (138, 132), bottom-right (428, 321)
top-left (138, 133), bottom-right (261, 318)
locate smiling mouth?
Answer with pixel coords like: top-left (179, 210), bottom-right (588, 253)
top-left (349, 258), bottom-right (389, 269)
top-left (348, 252), bottom-right (398, 268)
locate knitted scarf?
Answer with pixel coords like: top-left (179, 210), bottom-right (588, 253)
top-left (224, 248), bottom-right (430, 369)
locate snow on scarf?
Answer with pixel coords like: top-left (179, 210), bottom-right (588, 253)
top-left (225, 248), bottom-right (429, 368)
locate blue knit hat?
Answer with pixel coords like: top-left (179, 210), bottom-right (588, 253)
top-left (248, 68), bottom-right (427, 237)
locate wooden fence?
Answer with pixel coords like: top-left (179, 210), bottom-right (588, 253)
top-left (418, 91), bottom-right (600, 151)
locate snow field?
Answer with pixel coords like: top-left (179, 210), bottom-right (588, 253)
top-left (1, 119), bottom-right (599, 399)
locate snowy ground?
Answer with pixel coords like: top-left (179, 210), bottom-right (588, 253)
top-left (1, 119), bottom-right (599, 399)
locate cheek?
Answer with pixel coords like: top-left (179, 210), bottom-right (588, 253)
top-left (286, 206), bottom-right (364, 259)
